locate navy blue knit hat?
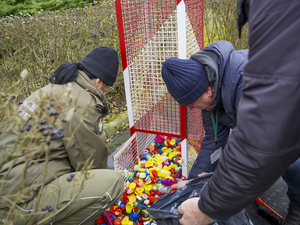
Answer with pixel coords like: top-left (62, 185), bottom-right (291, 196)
top-left (79, 47), bottom-right (119, 86)
top-left (161, 58), bottom-right (209, 106)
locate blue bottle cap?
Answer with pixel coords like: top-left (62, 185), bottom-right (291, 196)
top-left (139, 203), bottom-right (147, 209)
top-left (129, 212), bottom-right (140, 221)
top-left (178, 168), bottom-right (182, 174)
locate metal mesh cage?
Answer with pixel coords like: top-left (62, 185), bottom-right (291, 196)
top-left (187, 108), bottom-right (204, 170)
top-left (117, 0), bottom-right (180, 136)
top-left (113, 132), bottom-right (157, 183)
top-left (115, 0), bottom-right (204, 175)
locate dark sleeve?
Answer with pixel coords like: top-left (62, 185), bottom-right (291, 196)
top-left (234, 71), bottom-right (244, 111)
top-left (198, 0), bottom-right (300, 220)
top-left (188, 110), bottom-right (230, 179)
top-left (237, 0), bottom-right (249, 38)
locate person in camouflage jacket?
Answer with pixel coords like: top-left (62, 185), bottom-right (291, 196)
top-left (0, 47), bottom-right (124, 225)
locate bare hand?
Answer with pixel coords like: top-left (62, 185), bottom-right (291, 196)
top-left (198, 172), bottom-right (208, 177)
top-left (170, 179), bottom-right (190, 191)
top-left (171, 173), bottom-right (208, 191)
top-left (178, 197), bottom-right (214, 225)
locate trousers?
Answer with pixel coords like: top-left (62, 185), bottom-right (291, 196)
top-left (0, 169), bottom-right (124, 225)
top-left (282, 158), bottom-right (300, 210)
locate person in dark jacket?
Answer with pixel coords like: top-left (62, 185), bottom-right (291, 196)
top-left (162, 40), bottom-right (248, 179)
top-left (0, 47), bottom-right (124, 224)
top-left (176, 0), bottom-right (300, 225)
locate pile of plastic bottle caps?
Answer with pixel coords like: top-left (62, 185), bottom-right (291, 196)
top-left (95, 135), bottom-right (184, 225)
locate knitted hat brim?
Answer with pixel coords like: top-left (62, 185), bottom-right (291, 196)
top-left (162, 58), bottom-right (209, 106)
top-left (173, 76), bottom-right (209, 106)
top-left (80, 57), bottom-right (116, 86)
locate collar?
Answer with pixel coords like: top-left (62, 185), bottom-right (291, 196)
top-left (75, 70), bottom-right (110, 116)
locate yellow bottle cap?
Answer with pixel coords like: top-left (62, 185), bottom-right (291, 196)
top-left (125, 203), bottom-right (133, 213)
top-left (165, 176), bottom-right (174, 180)
top-left (145, 161), bottom-right (154, 167)
top-left (158, 169), bottom-right (171, 178)
top-left (144, 185), bottom-right (152, 192)
top-left (128, 195), bottom-right (136, 203)
top-left (129, 182), bottom-right (136, 190)
top-left (122, 216), bottom-right (130, 225)
top-left (162, 147), bottom-right (168, 152)
top-left (155, 156), bottom-right (162, 162)
top-left (170, 163), bottom-right (177, 168)
top-left (168, 152), bottom-right (176, 159)
top-left (170, 139), bottom-right (176, 145)
top-left (156, 160), bottom-right (163, 166)
top-left (163, 165), bottom-right (170, 171)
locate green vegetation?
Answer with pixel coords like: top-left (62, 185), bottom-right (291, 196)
top-left (204, 0), bottom-right (248, 49)
top-left (0, 2), bottom-right (125, 222)
top-left (0, 0), bottom-right (126, 119)
top-left (0, 0), bottom-right (95, 17)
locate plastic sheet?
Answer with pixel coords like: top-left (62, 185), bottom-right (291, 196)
top-left (147, 173), bottom-right (253, 225)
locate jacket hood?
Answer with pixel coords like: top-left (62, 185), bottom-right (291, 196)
top-left (191, 41), bottom-right (234, 106)
top-left (203, 40), bottom-right (234, 79)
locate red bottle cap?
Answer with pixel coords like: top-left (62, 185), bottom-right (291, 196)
top-left (151, 170), bottom-right (158, 177)
top-left (96, 215), bottom-right (104, 224)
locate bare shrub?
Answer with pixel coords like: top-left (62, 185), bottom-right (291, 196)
top-left (204, 0), bottom-right (248, 50)
top-left (0, 0), bottom-right (124, 102)
top-left (0, 72), bottom-right (94, 224)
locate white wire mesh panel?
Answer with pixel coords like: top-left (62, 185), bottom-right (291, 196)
top-left (185, 0), bottom-right (204, 57)
top-left (113, 133), bottom-right (139, 173)
top-left (113, 132), bottom-right (157, 183)
top-left (187, 108), bottom-right (204, 170)
top-left (116, 0), bottom-right (204, 174)
top-left (119, 0), bottom-right (182, 136)
top-left (185, 0), bottom-right (205, 168)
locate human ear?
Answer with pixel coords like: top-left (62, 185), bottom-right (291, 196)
top-left (92, 78), bottom-right (100, 87)
top-left (205, 86), bottom-right (213, 98)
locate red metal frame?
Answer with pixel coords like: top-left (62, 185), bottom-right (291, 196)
top-left (115, 0), bottom-right (203, 142)
top-left (115, 0), bottom-right (127, 71)
top-left (256, 197), bottom-right (284, 222)
top-left (179, 105), bottom-right (187, 140)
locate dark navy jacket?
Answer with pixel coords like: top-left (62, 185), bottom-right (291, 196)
top-left (199, 0), bottom-right (300, 220)
top-left (188, 41), bottom-right (248, 179)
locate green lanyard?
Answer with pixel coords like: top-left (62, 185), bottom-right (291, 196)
top-left (210, 110), bottom-right (218, 144)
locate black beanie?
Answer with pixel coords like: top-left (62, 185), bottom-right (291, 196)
top-left (79, 47), bottom-right (119, 86)
top-left (161, 58), bottom-right (209, 106)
